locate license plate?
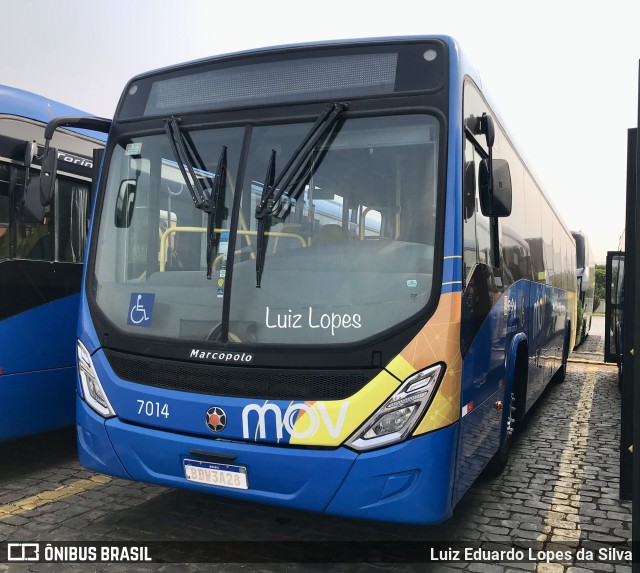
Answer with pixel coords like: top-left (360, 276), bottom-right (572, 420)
top-left (183, 459), bottom-right (248, 490)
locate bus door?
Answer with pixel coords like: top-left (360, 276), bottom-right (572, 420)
top-left (604, 251), bottom-right (624, 368)
top-left (457, 136), bottom-right (505, 496)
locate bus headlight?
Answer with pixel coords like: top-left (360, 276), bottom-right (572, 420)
top-left (346, 364), bottom-right (443, 451)
top-left (77, 340), bottom-right (116, 418)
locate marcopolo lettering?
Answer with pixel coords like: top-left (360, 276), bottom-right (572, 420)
top-left (242, 401), bottom-right (349, 440)
top-left (189, 349), bottom-right (253, 364)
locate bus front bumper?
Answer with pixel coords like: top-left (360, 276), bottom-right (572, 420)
top-left (77, 398), bottom-right (458, 524)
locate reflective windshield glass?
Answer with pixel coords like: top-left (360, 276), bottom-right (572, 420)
top-left (93, 114), bottom-right (439, 345)
top-left (94, 127), bottom-right (244, 338)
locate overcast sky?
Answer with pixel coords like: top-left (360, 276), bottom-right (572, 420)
top-left (4, 0), bottom-right (638, 262)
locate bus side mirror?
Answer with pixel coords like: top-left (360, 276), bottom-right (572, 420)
top-left (20, 176), bottom-right (46, 223)
top-left (479, 158), bottom-right (512, 217)
top-left (475, 113), bottom-right (495, 149)
top-left (481, 113), bottom-right (495, 148)
top-left (581, 266), bottom-right (590, 292)
top-left (38, 114), bottom-right (111, 210)
top-left (463, 161), bottom-right (476, 220)
top-left (19, 140), bottom-right (46, 223)
top-left (114, 180), bottom-right (137, 228)
top-left (39, 145), bottom-right (58, 206)
top-left (24, 140), bottom-right (37, 167)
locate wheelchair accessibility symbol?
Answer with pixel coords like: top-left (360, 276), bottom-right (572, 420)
top-left (127, 293), bottom-right (155, 327)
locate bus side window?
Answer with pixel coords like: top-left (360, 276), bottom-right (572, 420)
top-left (0, 167), bottom-right (9, 259)
top-left (463, 142), bottom-right (477, 280)
top-left (17, 177), bottom-right (90, 263)
top-left (18, 223), bottom-right (52, 259)
top-left (463, 138), bottom-right (495, 282)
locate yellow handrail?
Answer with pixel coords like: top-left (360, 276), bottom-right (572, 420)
top-left (159, 226), bottom-right (307, 272)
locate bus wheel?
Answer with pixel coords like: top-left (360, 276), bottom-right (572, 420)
top-left (484, 391), bottom-right (516, 477)
top-left (553, 323), bottom-right (571, 384)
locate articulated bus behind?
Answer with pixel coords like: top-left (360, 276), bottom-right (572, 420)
top-left (0, 85), bottom-right (105, 442)
top-left (66, 37), bottom-right (576, 524)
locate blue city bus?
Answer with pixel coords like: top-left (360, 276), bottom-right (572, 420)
top-left (571, 231), bottom-right (595, 346)
top-left (0, 85), bottom-right (105, 441)
top-left (62, 36), bottom-right (576, 524)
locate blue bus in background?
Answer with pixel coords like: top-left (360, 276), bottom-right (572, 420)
top-left (47, 36), bottom-right (576, 523)
top-left (0, 85), bottom-right (105, 441)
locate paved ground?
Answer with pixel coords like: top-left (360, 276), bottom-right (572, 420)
top-left (0, 316), bottom-right (632, 572)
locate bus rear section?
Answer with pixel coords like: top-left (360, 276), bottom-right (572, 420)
top-left (75, 36), bottom-right (575, 524)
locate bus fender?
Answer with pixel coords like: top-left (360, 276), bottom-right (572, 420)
top-left (484, 332), bottom-right (528, 476)
top-left (504, 332), bottom-right (527, 396)
top-left (501, 332), bottom-right (528, 436)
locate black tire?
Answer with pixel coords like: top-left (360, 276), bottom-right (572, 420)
top-left (484, 391), bottom-right (516, 477)
top-left (553, 322), bottom-right (571, 384)
top-left (553, 360), bottom-right (566, 384)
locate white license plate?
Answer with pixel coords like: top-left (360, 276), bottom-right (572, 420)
top-left (183, 459), bottom-right (248, 490)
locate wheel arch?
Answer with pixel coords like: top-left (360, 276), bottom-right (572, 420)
top-left (503, 332), bottom-right (529, 431)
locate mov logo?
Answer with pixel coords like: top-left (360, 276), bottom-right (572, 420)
top-left (242, 401), bottom-right (349, 440)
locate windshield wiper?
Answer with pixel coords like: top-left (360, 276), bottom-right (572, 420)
top-left (206, 146), bottom-right (227, 279)
top-left (256, 150), bottom-right (276, 289)
top-left (254, 101), bottom-right (348, 287)
top-left (164, 117), bottom-right (210, 210)
top-left (163, 117), bottom-right (227, 279)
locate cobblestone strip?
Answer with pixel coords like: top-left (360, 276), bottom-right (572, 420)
top-left (534, 366), bottom-right (598, 570)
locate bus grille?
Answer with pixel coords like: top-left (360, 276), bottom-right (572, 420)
top-left (103, 349), bottom-right (375, 401)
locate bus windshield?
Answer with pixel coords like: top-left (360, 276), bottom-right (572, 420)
top-left (93, 113), bottom-right (439, 345)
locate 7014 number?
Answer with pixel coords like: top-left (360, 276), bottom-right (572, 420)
top-left (137, 400), bottom-right (169, 418)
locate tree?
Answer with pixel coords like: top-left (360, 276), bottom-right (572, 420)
top-left (594, 263), bottom-right (606, 313)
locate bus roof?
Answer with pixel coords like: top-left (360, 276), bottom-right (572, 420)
top-left (125, 35), bottom-right (460, 83)
top-left (0, 84), bottom-right (94, 122)
top-left (0, 84), bottom-right (106, 142)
